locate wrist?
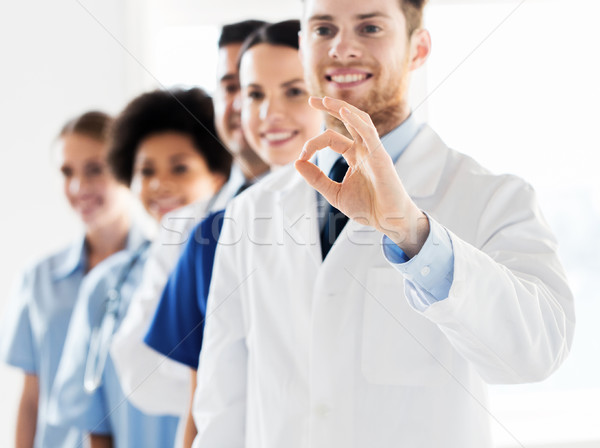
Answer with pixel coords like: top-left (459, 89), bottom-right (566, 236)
top-left (381, 210), bottom-right (430, 259)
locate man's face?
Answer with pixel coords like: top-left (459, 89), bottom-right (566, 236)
top-left (213, 43), bottom-right (248, 154)
top-left (301, 0), bottom-right (413, 132)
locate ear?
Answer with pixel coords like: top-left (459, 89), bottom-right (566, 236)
top-left (408, 28), bottom-right (431, 71)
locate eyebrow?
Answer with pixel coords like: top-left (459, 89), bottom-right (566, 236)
top-left (308, 12), bottom-right (390, 22)
top-left (170, 152), bottom-right (194, 162)
top-left (220, 73), bottom-right (237, 83)
top-left (281, 78), bottom-right (304, 88)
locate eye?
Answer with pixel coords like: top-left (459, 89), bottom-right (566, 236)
top-left (361, 24), bottom-right (381, 34)
top-left (172, 164), bottom-right (188, 175)
top-left (224, 83), bottom-right (239, 95)
top-left (314, 25), bottom-right (335, 37)
top-left (85, 162), bottom-right (104, 177)
top-left (140, 166), bottom-right (155, 177)
top-left (286, 86), bottom-right (307, 98)
top-left (60, 166), bottom-right (73, 178)
top-left (247, 90), bottom-right (264, 101)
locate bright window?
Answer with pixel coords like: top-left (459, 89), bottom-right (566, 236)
top-left (422, 1), bottom-right (600, 446)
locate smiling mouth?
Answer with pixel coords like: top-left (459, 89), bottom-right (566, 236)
top-left (261, 130), bottom-right (299, 144)
top-left (325, 73), bottom-right (373, 85)
top-left (151, 197), bottom-right (183, 213)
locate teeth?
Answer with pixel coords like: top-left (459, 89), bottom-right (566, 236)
top-left (154, 197), bottom-right (181, 208)
top-left (264, 131), bottom-right (294, 142)
top-left (331, 73), bottom-right (367, 84)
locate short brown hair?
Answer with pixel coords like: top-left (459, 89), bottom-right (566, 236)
top-left (400, 0), bottom-right (428, 36)
top-left (60, 111), bottom-right (112, 143)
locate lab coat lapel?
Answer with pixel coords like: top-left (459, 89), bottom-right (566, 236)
top-left (276, 170), bottom-right (322, 268)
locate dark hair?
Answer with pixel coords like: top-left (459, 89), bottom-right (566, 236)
top-left (107, 88), bottom-right (232, 185)
top-left (238, 20), bottom-right (301, 69)
top-left (60, 111), bottom-right (112, 143)
top-left (218, 20), bottom-right (268, 48)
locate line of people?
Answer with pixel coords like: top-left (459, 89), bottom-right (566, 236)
top-left (1, 0), bottom-right (575, 447)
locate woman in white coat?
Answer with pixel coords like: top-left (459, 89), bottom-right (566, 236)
top-left (142, 20), bottom-right (324, 447)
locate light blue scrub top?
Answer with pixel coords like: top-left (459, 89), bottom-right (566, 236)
top-left (0, 239), bottom-right (87, 448)
top-left (47, 226), bottom-right (179, 447)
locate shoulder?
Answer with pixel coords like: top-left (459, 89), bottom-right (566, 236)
top-left (419, 125), bottom-right (533, 199)
top-left (19, 240), bottom-right (85, 284)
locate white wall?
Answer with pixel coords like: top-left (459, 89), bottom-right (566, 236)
top-left (0, 0), bottom-right (149, 445)
top-left (1, 0), bottom-right (598, 447)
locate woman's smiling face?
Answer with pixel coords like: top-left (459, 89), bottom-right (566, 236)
top-left (131, 131), bottom-right (224, 221)
top-left (240, 43), bottom-right (323, 168)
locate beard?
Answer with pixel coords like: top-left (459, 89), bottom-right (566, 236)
top-left (306, 55), bottom-right (411, 137)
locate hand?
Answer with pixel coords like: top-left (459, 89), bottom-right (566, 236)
top-left (295, 96), bottom-right (429, 258)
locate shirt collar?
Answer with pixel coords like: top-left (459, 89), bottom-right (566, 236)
top-left (52, 237), bottom-right (87, 280)
top-left (51, 216), bottom-right (152, 281)
top-left (317, 112), bottom-right (422, 175)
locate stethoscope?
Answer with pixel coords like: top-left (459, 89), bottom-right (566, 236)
top-left (83, 240), bottom-right (150, 393)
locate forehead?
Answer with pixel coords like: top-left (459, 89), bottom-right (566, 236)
top-left (216, 43), bottom-right (243, 79)
top-left (303, 0), bottom-right (404, 22)
top-left (60, 133), bottom-right (105, 163)
top-left (239, 44), bottom-right (302, 85)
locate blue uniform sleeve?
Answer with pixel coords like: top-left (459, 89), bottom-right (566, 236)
top-left (0, 268), bottom-right (38, 374)
top-left (144, 210), bottom-right (225, 368)
top-left (382, 216), bottom-right (455, 311)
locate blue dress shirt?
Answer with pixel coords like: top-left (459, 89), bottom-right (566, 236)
top-left (318, 113), bottom-right (455, 309)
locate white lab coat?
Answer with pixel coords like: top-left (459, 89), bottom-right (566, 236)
top-left (193, 125), bottom-right (575, 448)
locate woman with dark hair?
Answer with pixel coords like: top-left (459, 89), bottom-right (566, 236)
top-left (0, 111), bottom-right (136, 448)
top-left (107, 87), bottom-right (231, 221)
top-left (142, 20), bottom-right (323, 447)
top-left (47, 88), bottom-right (232, 448)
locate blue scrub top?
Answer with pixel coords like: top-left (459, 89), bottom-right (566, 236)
top-left (144, 210), bottom-right (225, 368)
top-left (47, 228), bottom-right (179, 447)
top-left (0, 239), bottom-right (87, 448)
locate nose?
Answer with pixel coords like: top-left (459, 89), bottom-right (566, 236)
top-left (259, 97), bottom-right (285, 122)
top-left (149, 174), bottom-right (173, 193)
top-left (328, 29), bottom-right (362, 62)
top-left (68, 177), bottom-right (81, 195)
top-left (232, 92), bottom-right (242, 113)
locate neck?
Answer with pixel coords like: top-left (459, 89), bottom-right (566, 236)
top-left (237, 147), bottom-right (270, 180)
top-left (85, 212), bottom-right (131, 271)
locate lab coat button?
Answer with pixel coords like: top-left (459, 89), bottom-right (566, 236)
top-left (420, 266), bottom-right (431, 276)
top-left (314, 404), bottom-right (331, 417)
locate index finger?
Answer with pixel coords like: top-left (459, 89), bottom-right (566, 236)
top-left (320, 96), bottom-right (374, 126)
top-left (298, 128), bottom-right (355, 163)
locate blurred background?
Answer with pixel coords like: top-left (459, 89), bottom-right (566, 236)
top-left (1, 0), bottom-right (599, 446)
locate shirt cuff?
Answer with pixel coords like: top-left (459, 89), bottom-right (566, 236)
top-left (382, 216), bottom-right (454, 311)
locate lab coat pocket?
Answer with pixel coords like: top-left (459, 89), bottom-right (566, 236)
top-left (361, 268), bottom-right (453, 386)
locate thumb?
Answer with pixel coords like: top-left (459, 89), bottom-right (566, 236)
top-left (294, 160), bottom-right (340, 206)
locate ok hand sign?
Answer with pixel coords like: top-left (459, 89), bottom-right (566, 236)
top-left (295, 96), bottom-right (429, 258)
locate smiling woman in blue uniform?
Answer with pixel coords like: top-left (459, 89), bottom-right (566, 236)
top-left (0, 111), bottom-right (134, 448)
top-left (47, 88), bottom-right (232, 448)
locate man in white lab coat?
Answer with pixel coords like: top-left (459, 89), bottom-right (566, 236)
top-left (192, 0), bottom-right (575, 447)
